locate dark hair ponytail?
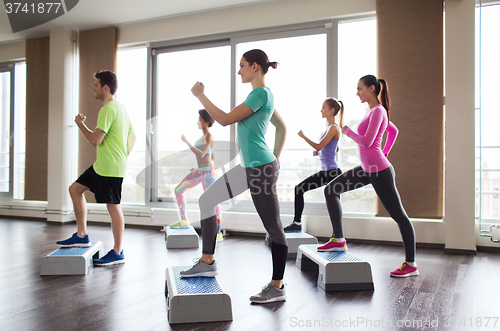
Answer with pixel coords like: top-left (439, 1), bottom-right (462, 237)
top-left (360, 74), bottom-right (391, 120)
top-left (242, 49), bottom-right (278, 74)
top-left (266, 61), bottom-right (278, 71)
top-left (378, 79), bottom-right (390, 119)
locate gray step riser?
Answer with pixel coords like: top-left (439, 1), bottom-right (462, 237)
top-left (166, 226), bottom-right (200, 249)
top-left (265, 232), bottom-right (318, 256)
top-left (296, 244), bottom-right (374, 292)
top-left (40, 241), bottom-right (103, 276)
top-left (165, 266), bottom-right (233, 324)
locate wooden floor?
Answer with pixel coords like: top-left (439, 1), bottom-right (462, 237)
top-left (1, 218), bottom-right (500, 331)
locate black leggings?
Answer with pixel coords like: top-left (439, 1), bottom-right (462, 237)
top-left (324, 165), bottom-right (416, 262)
top-left (199, 161), bottom-right (288, 280)
top-left (294, 168), bottom-right (342, 222)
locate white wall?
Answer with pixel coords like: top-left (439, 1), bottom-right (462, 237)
top-left (444, 0), bottom-right (476, 251)
top-left (0, 41), bottom-right (24, 62)
top-left (46, 28), bottom-right (77, 222)
top-left (118, 0), bottom-right (375, 46)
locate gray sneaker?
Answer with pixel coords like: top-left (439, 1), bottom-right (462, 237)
top-left (250, 282), bottom-right (286, 304)
top-left (179, 258), bottom-right (218, 278)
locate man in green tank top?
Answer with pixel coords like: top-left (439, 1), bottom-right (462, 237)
top-left (56, 70), bottom-right (136, 267)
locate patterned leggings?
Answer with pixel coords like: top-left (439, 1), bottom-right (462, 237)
top-left (175, 165), bottom-right (222, 230)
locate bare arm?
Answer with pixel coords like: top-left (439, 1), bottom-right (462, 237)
top-left (75, 114), bottom-right (106, 147)
top-left (270, 109), bottom-right (286, 160)
top-left (298, 125), bottom-right (340, 151)
top-left (127, 130), bottom-right (137, 156)
top-left (192, 82), bottom-right (254, 126)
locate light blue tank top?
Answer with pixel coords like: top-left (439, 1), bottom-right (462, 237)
top-left (195, 132), bottom-right (212, 155)
top-left (318, 124), bottom-right (339, 171)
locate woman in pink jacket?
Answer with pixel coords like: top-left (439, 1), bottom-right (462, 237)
top-left (321, 74), bottom-right (418, 278)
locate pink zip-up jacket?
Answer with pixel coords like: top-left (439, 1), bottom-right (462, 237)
top-left (343, 104), bottom-right (398, 173)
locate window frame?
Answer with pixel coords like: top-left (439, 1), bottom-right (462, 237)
top-left (144, 16), bottom-right (377, 216)
top-left (475, 1), bottom-right (500, 223)
top-left (0, 62), bottom-right (16, 198)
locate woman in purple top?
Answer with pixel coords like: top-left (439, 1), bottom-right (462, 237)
top-left (321, 75), bottom-right (418, 278)
top-left (283, 98), bottom-right (343, 232)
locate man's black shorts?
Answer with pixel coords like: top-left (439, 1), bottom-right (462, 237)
top-left (76, 166), bottom-right (124, 204)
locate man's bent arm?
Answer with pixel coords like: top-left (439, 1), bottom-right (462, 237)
top-left (127, 130), bottom-right (137, 156)
top-left (77, 121), bottom-right (106, 147)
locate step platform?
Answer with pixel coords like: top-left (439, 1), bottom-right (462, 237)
top-left (265, 232), bottom-right (318, 258)
top-left (40, 241), bottom-right (103, 276)
top-left (296, 244), bottom-right (374, 291)
top-left (165, 266), bottom-right (232, 324)
top-left (165, 225), bottom-right (199, 249)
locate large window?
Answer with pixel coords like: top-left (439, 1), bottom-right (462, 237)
top-left (234, 33), bottom-right (328, 204)
top-left (0, 69), bottom-right (11, 195)
top-left (337, 19), bottom-right (377, 213)
top-left (475, 2), bottom-right (500, 222)
top-left (117, 48), bottom-right (147, 204)
top-left (152, 44), bottom-right (231, 204)
top-left (0, 62), bottom-right (26, 199)
top-left (141, 18), bottom-right (377, 214)
top-left (13, 62), bottom-right (26, 199)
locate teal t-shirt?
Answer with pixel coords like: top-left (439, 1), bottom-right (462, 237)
top-left (93, 100), bottom-right (133, 177)
top-left (238, 87), bottom-right (276, 168)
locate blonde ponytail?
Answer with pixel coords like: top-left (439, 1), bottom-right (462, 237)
top-left (337, 100), bottom-right (344, 130)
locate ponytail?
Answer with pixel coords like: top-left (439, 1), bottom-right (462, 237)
top-left (378, 79), bottom-right (390, 120)
top-left (266, 61), bottom-right (278, 71)
top-left (337, 100), bottom-right (344, 130)
top-left (360, 74), bottom-right (391, 120)
top-left (242, 49), bottom-right (278, 74)
top-left (324, 97), bottom-right (344, 129)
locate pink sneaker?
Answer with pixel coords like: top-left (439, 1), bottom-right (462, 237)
top-left (390, 262), bottom-right (419, 278)
top-left (317, 238), bottom-right (347, 252)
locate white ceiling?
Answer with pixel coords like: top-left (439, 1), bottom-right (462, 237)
top-left (0, 0), bottom-right (280, 43)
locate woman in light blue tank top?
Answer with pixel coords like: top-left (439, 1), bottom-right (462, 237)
top-left (283, 98), bottom-right (344, 232)
top-left (168, 110), bottom-right (223, 240)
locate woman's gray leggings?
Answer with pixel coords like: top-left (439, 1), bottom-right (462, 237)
top-left (324, 165), bottom-right (416, 262)
top-left (199, 160), bottom-right (288, 280)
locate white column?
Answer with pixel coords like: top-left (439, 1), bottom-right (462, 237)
top-left (444, 0), bottom-right (476, 252)
top-left (46, 28), bottom-right (76, 222)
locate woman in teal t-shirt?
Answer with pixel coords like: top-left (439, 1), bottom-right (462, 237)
top-left (180, 49), bottom-right (288, 304)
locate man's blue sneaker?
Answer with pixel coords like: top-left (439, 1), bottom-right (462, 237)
top-left (56, 232), bottom-right (91, 247)
top-left (93, 249), bottom-right (125, 266)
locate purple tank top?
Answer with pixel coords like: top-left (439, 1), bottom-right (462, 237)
top-left (318, 124), bottom-right (339, 171)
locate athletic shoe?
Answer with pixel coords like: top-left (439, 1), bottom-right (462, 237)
top-left (216, 232), bottom-right (224, 242)
top-left (390, 262), bottom-right (419, 278)
top-left (283, 221), bottom-right (302, 232)
top-left (93, 249), bottom-right (125, 266)
top-left (169, 219), bottom-right (190, 228)
top-left (179, 258), bottom-right (218, 278)
top-left (56, 232), bottom-right (91, 247)
top-left (317, 238), bottom-right (347, 252)
top-left (250, 282), bottom-right (287, 304)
